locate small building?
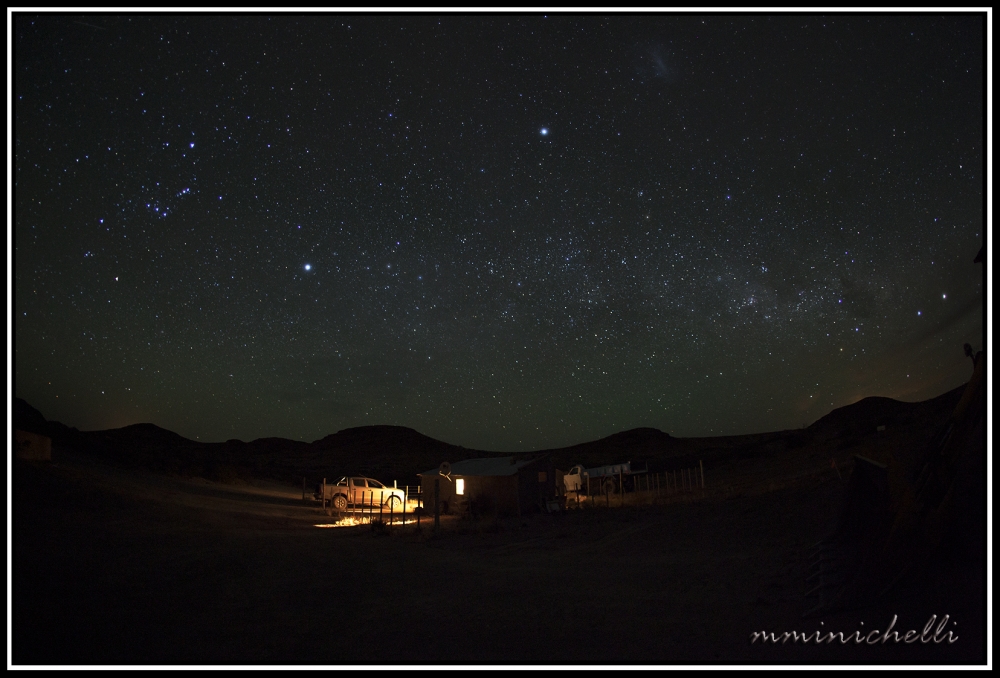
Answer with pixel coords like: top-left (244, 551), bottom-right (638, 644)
top-left (418, 455), bottom-right (555, 517)
top-left (15, 429), bottom-right (52, 461)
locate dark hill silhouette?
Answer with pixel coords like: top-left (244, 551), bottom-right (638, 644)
top-left (13, 383), bottom-right (968, 485)
top-left (97, 422), bottom-right (196, 447)
top-left (13, 397), bottom-right (82, 445)
top-left (14, 398), bottom-right (49, 435)
top-left (314, 424), bottom-right (464, 452)
top-left (807, 386), bottom-right (964, 441)
top-left (536, 385), bottom-right (965, 472)
top-left (537, 426), bottom-right (680, 470)
top-left (11, 400), bottom-right (503, 485)
top-left (308, 425), bottom-right (495, 484)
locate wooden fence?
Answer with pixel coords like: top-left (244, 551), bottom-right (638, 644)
top-left (565, 462), bottom-right (707, 509)
top-left (567, 454), bottom-right (849, 508)
top-left (320, 486), bottom-right (424, 526)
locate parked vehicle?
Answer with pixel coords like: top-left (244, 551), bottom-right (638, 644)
top-left (562, 462), bottom-right (646, 496)
top-left (314, 476), bottom-right (404, 511)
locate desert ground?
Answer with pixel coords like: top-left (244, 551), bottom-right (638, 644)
top-left (13, 439), bottom-right (985, 667)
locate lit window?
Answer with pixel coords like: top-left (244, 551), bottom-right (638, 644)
top-left (456, 478), bottom-right (465, 495)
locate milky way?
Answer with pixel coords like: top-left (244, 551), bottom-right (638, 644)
top-left (13, 13), bottom-right (986, 450)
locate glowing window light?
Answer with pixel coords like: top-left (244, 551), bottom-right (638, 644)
top-left (456, 478), bottom-right (465, 495)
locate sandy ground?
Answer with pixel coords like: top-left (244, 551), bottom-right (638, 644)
top-left (12, 447), bottom-right (985, 666)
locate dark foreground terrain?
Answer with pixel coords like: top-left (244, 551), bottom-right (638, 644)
top-left (13, 443), bottom-right (985, 666)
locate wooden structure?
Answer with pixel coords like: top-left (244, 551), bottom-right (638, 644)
top-left (15, 430), bottom-right (52, 461)
top-left (417, 455), bottom-right (555, 517)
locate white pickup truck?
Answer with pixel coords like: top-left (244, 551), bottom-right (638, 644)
top-left (314, 476), bottom-right (404, 511)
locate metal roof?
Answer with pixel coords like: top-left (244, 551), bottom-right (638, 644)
top-left (418, 455), bottom-right (540, 477)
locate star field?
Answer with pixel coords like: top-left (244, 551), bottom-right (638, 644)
top-left (13, 13), bottom-right (985, 450)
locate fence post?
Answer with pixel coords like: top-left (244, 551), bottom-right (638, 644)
top-left (322, 477), bottom-right (327, 512)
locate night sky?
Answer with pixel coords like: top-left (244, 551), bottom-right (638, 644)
top-left (13, 12), bottom-right (986, 451)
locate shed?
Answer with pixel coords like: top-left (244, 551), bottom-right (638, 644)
top-left (15, 429), bottom-right (52, 461)
top-left (418, 454), bottom-right (555, 517)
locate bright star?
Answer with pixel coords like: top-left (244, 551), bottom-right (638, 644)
top-left (304, 264), bottom-right (311, 271)
top-left (540, 127), bottom-right (549, 136)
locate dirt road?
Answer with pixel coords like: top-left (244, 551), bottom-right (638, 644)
top-left (12, 448), bottom-right (984, 665)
